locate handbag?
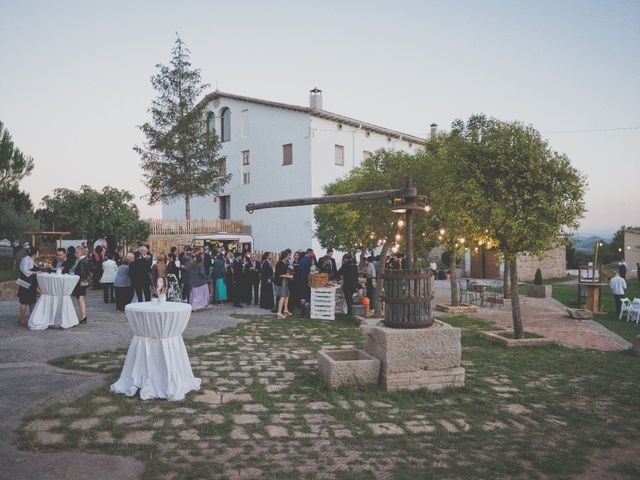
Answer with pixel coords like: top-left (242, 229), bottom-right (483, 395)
top-left (80, 279), bottom-right (90, 287)
top-left (16, 278), bottom-right (31, 289)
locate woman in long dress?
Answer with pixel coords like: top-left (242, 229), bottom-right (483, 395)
top-left (259, 252), bottom-right (274, 310)
top-left (188, 255), bottom-right (209, 311)
top-left (17, 247), bottom-right (40, 326)
top-left (212, 253), bottom-right (228, 304)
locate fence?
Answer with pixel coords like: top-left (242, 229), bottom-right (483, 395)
top-left (146, 218), bottom-right (248, 235)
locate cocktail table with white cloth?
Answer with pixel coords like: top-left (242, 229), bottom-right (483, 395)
top-left (29, 273), bottom-right (80, 330)
top-left (111, 301), bottom-right (201, 400)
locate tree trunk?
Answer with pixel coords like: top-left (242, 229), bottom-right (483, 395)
top-left (106, 236), bottom-right (117, 256)
top-left (374, 224), bottom-right (397, 318)
top-left (450, 250), bottom-right (459, 306)
top-left (509, 259), bottom-right (524, 339)
top-left (503, 262), bottom-right (511, 299)
top-left (185, 192), bottom-right (191, 221)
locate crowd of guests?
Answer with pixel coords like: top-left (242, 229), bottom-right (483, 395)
top-left (17, 242), bottom-right (390, 326)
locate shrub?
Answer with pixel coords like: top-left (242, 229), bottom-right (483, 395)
top-left (534, 268), bottom-right (543, 285)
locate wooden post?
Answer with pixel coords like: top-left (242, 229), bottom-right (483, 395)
top-left (405, 209), bottom-right (413, 270)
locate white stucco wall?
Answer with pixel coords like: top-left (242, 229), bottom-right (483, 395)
top-left (162, 94), bottom-right (423, 254)
top-left (163, 97), bottom-right (314, 252)
top-left (308, 116), bottom-right (420, 253)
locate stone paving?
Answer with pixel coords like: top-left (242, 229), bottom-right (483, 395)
top-left (431, 280), bottom-right (632, 351)
top-left (14, 310), bottom-right (640, 479)
top-left (3, 283), bottom-right (640, 479)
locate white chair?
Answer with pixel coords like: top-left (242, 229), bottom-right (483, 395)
top-left (619, 297), bottom-right (631, 320)
top-left (628, 299), bottom-right (640, 324)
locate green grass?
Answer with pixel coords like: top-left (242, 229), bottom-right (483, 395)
top-left (552, 280), bottom-right (640, 342)
top-left (17, 313), bottom-right (640, 479)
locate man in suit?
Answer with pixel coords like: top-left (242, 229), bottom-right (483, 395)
top-left (130, 245), bottom-right (152, 302)
top-left (319, 248), bottom-right (338, 280)
top-left (231, 252), bottom-right (244, 307)
top-left (247, 253), bottom-right (260, 305)
top-left (52, 248), bottom-right (66, 269)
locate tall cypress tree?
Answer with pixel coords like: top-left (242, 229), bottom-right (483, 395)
top-left (135, 35), bottom-right (229, 220)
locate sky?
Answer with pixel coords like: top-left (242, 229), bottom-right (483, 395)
top-left (1, 0), bottom-right (638, 237)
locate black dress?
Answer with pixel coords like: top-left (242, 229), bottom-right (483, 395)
top-left (71, 257), bottom-right (90, 298)
top-left (259, 260), bottom-right (274, 309)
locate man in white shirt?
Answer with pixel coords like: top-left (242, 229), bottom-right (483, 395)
top-left (610, 271), bottom-right (627, 318)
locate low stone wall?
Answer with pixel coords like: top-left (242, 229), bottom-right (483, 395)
top-left (0, 281), bottom-right (18, 301)
top-left (517, 246), bottom-right (566, 282)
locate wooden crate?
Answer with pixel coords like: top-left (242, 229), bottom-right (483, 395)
top-left (309, 273), bottom-right (329, 288)
top-left (311, 286), bottom-right (337, 320)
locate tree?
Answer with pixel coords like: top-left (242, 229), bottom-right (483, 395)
top-left (0, 121), bottom-right (34, 192)
top-left (37, 186), bottom-right (150, 251)
top-left (0, 187), bottom-right (39, 264)
top-left (457, 114), bottom-right (587, 338)
top-left (314, 150), bottom-right (439, 316)
top-left (421, 133), bottom-right (485, 305)
top-left (134, 35), bottom-right (230, 220)
top-left (0, 121), bottom-right (38, 263)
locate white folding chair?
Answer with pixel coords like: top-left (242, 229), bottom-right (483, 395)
top-left (619, 297), bottom-right (631, 320)
top-left (628, 299), bottom-right (640, 324)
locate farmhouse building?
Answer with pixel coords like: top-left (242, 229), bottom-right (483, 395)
top-left (162, 89), bottom-right (425, 253)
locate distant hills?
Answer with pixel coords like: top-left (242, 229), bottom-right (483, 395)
top-left (572, 233), bottom-right (613, 252)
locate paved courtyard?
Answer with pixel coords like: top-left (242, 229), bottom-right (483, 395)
top-left (1, 284), bottom-right (639, 479)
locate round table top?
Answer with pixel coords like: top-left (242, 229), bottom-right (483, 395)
top-left (125, 301), bottom-right (192, 314)
top-left (36, 273), bottom-right (79, 294)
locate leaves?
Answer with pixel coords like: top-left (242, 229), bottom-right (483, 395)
top-left (36, 186), bottom-right (150, 245)
top-left (0, 121), bottom-right (34, 192)
top-left (134, 35), bottom-right (230, 218)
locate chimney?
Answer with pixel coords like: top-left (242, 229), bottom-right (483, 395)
top-left (430, 122), bottom-right (438, 139)
top-left (309, 87), bottom-right (323, 110)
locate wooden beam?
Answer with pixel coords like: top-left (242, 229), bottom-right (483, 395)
top-left (246, 188), bottom-right (406, 213)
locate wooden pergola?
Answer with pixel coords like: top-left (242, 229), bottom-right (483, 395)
top-left (24, 231), bottom-right (72, 257)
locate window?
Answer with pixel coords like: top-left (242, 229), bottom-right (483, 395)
top-left (220, 107), bottom-right (231, 142)
top-left (282, 143), bottom-right (293, 166)
top-left (206, 112), bottom-right (215, 135)
top-left (363, 150), bottom-right (372, 160)
top-left (334, 144), bottom-right (344, 166)
top-left (219, 157), bottom-right (227, 176)
top-left (242, 150), bottom-right (250, 166)
top-left (219, 195), bottom-right (230, 219)
top-left (242, 172), bottom-right (251, 185)
top-left (241, 109), bottom-right (249, 138)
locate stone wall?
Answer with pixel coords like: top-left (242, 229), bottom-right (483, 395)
top-left (624, 230), bottom-right (640, 275)
top-left (0, 281), bottom-right (18, 301)
top-left (516, 246), bottom-right (566, 282)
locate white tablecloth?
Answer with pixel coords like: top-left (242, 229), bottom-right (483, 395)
top-left (110, 301), bottom-right (201, 400)
top-left (29, 274), bottom-right (79, 330)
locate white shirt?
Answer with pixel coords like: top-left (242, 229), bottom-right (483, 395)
top-left (100, 259), bottom-right (118, 283)
top-left (610, 276), bottom-right (627, 295)
top-left (20, 256), bottom-right (36, 277)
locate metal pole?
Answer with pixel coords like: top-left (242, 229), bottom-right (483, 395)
top-left (405, 209), bottom-right (413, 270)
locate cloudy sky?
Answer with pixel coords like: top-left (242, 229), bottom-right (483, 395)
top-left (1, 0), bottom-right (638, 236)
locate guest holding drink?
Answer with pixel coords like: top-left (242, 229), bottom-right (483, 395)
top-left (274, 250), bottom-right (293, 318)
top-left (69, 246), bottom-right (90, 324)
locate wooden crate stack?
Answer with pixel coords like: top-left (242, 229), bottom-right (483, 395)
top-left (311, 286), bottom-right (337, 320)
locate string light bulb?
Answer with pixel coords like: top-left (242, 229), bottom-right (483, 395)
top-left (397, 219), bottom-right (404, 228)
top-left (395, 234), bottom-right (401, 240)
top-left (439, 228), bottom-right (446, 235)
top-left (424, 205), bottom-right (431, 212)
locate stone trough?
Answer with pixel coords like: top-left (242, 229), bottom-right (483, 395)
top-left (318, 349), bottom-right (381, 389)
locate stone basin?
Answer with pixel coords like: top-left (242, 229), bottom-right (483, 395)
top-left (318, 349), bottom-right (381, 389)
